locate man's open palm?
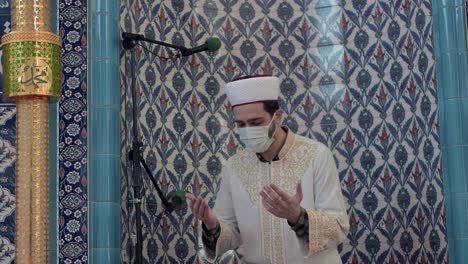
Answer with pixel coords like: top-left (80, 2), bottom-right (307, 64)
top-left (260, 182), bottom-right (303, 224)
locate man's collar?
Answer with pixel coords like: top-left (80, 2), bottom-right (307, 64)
top-left (256, 153), bottom-right (280, 163)
top-left (256, 126), bottom-right (295, 163)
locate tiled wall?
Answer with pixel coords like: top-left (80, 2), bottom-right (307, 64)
top-left (433, 0), bottom-right (468, 263)
top-left (88, 1), bottom-right (121, 263)
top-left (0, 2), bottom-right (15, 263)
top-left (60, 0), bottom-right (122, 263)
top-left (58, 0), bottom-right (89, 263)
top-left (120, 0), bottom-right (448, 263)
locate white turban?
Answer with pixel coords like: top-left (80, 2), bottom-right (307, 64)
top-left (225, 75), bottom-right (280, 107)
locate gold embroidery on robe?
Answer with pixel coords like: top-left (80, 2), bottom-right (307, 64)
top-left (230, 134), bottom-right (320, 263)
top-left (215, 220), bottom-right (242, 257)
top-left (306, 209), bottom-right (340, 254)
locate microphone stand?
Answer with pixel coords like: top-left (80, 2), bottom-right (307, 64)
top-left (122, 32), bottom-right (183, 264)
top-left (122, 32), bottom-right (188, 57)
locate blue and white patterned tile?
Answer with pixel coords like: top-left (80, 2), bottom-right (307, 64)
top-left (120, 0), bottom-right (447, 263)
top-left (0, 11), bottom-right (10, 103)
top-left (0, 0), bottom-right (14, 260)
top-left (0, 106), bottom-right (15, 262)
top-left (59, 0), bottom-right (88, 263)
top-left (0, 0), bottom-right (8, 15)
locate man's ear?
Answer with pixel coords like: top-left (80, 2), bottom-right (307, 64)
top-left (275, 109), bottom-right (283, 123)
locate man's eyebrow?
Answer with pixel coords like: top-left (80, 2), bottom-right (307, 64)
top-left (234, 117), bottom-right (264, 123)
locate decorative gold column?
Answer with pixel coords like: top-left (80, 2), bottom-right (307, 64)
top-left (2, 1), bottom-right (61, 263)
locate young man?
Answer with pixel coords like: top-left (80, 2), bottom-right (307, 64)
top-left (187, 76), bottom-right (349, 263)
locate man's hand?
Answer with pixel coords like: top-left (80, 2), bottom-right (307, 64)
top-left (186, 193), bottom-right (218, 230)
top-left (260, 183), bottom-right (303, 224)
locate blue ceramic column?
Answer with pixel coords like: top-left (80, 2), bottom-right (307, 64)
top-left (88, 1), bottom-right (120, 263)
top-left (433, 0), bottom-right (468, 262)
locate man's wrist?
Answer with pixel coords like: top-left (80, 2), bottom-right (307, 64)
top-left (287, 206), bottom-right (302, 225)
top-left (204, 219), bottom-right (219, 231)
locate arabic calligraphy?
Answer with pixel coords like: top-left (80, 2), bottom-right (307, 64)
top-left (17, 58), bottom-right (51, 92)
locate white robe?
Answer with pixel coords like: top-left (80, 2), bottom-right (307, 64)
top-left (201, 132), bottom-right (349, 264)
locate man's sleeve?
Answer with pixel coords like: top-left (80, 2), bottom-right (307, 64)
top-left (201, 222), bottom-right (220, 251)
top-left (287, 207), bottom-right (309, 243)
top-left (296, 146), bottom-right (350, 255)
top-left (200, 167), bottom-right (242, 262)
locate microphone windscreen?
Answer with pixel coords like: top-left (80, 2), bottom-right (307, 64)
top-left (206, 37), bottom-right (221, 52)
top-left (171, 190), bottom-right (187, 205)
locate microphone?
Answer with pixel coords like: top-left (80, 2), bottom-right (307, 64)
top-left (181, 37), bottom-right (221, 57)
top-left (165, 190), bottom-right (187, 213)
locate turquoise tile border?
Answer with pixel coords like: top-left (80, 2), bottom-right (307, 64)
top-left (453, 238), bottom-right (468, 263)
top-left (451, 193), bottom-right (468, 238)
top-left (455, 6), bottom-right (467, 51)
top-left (91, 202), bottom-right (120, 248)
top-left (89, 108), bottom-right (120, 155)
top-left (89, 60), bottom-right (120, 108)
top-left (440, 7), bottom-right (457, 53)
top-left (89, 0), bottom-right (119, 14)
top-left (460, 53), bottom-right (468, 98)
top-left (442, 146), bottom-right (450, 193)
top-left (443, 99), bottom-right (462, 146)
top-left (441, 53), bottom-right (459, 99)
top-left (434, 1), bottom-right (468, 263)
top-left (448, 238), bottom-right (456, 262)
top-left (445, 194), bottom-right (454, 238)
top-left (88, 0), bottom-right (121, 263)
top-left (462, 99), bottom-right (468, 142)
top-left (440, 0), bottom-right (456, 8)
top-left (447, 146), bottom-right (465, 193)
top-left (90, 154), bottom-right (120, 202)
top-left (89, 13), bottom-right (119, 60)
top-left (91, 248), bottom-right (120, 263)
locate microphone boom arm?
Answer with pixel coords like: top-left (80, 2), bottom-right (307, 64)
top-left (137, 154), bottom-right (173, 214)
top-left (122, 32), bottom-right (188, 54)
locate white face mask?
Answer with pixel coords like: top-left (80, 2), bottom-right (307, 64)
top-left (239, 113), bottom-right (277, 153)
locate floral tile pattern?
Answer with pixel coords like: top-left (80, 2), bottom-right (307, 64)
top-left (119, 0), bottom-right (447, 263)
top-left (0, 1), bottom-right (15, 263)
top-left (0, 106), bottom-right (16, 264)
top-left (59, 0), bottom-right (88, 263)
